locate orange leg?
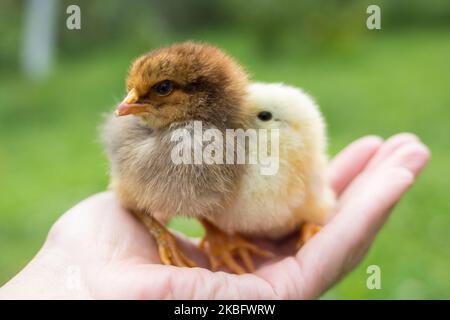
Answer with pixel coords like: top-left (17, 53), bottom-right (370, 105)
top-left (135, 211), bottom-right (196, 268)
top-left (297, 222), bottom-right (322, 249)
top-left (199, 219), bottom-right (273, 274)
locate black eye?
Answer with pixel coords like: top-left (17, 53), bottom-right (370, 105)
top-left (257, 111), bottom-right (272, 121)
top-left (153, 80), bottom-right (173, 96)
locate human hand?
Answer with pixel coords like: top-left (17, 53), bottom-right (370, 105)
top-left (0, 133), bottom-right (429, 299)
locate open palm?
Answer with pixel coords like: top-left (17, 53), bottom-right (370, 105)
top-left (0, 133), bottom-right (429, 299)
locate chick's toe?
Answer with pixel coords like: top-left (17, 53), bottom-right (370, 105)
top-left (297, 222), bottom-right (322, 249)
top-left (199, 219), bottom-right (272, 274)
top-left (135, 211), bottom-right (196, 268)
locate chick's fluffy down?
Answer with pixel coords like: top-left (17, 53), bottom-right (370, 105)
top-left (208, 83), bottom-right (335, 239)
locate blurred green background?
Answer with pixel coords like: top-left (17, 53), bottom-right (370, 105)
top-left (0, 0), bottom-right (449, 299)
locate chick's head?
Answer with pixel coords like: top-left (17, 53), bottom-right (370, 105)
top-left (247, 83), bottom-right (324, 132)
top-left (246, 82), bottom-right (329, 167)
top-left (116, 42), bottom-right (249, 129)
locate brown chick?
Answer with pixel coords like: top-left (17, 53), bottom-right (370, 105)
top-left (102, 42), bottom-right (269, 270)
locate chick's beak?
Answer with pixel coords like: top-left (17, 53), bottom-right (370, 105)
top-left (115, 88), bottom-right (150, 116)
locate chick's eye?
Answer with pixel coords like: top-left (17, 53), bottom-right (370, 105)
top-left (257, 111), bottom-right (272, 121)
top-left (153, 80), bottom-right (173, 96)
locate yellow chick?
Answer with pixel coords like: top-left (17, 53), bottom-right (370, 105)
top-left (201, 82), bottom-right (335, 273)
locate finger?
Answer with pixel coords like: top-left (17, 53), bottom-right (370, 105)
top-left (337, 136), bottom-right (428, 208)
top-left (364, 133), bottom-right (420, 171)
top-left (105, 264), bottom-right (278, 299)
top-left (372, 140), bottom-right (430, 176)
top-left (328, 135), bottom-right (383, 196)
top-left (257, 139), bottom-right (430, 299)
top-left (298, 139), bottom-right (430, 298)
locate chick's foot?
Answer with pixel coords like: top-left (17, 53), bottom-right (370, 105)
top-left (135, 212), bottom-right (196, 268)
top-left (297, 222), bottom-right (322, 249)
top-left (199, 219), bottom-right (273, 274)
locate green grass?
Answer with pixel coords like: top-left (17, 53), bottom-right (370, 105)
top-left (1, 29), bottom-right (449, 298)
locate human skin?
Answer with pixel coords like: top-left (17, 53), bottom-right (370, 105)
top-left (0, 133), bottom-right (430, 299)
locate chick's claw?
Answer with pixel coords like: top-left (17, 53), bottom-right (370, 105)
top-left (199, 219), bottom-right (273, 274)
top-left (135, 212), bottom-right (196, 268)
top-left (297, 222), bottom-right (322, 249)
top-left (156, 228), bottom-right (196, 268)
